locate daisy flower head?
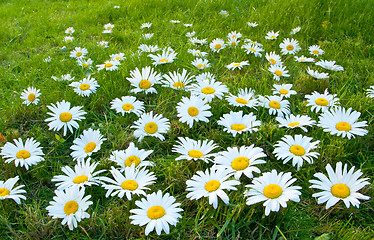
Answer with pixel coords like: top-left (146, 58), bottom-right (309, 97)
top-left (310, 162), bottom-right (370, 209)
top-left (132, 112), bottom-right (170, 142)
top-left (142, 33), bottom-right (154, 39)
top-left (161, 69), bottom-right (195, 91)
top-left (190, 79), bottom-right (228, 102)
top-left (367, 86), bottom-right (374, 98)
top-left (20, 87), bottom-right (41, 106)
top-left (227, 31), bottom-right (242, 40)
top-left (269, 64), bottom-right (290, 81)
top-left (272, 84), bottom-right (297, 98)
top-left (189, 37), bottom-right (208, 46)
top-left (188, 49), bottom-right (208, 58)
top-left (276, 114), bottom-right (316, 132)
top-left (294, 55), bottom-right (315, 63)
top-left (191, 58), bottom-right (211, 69)
top-left (263, 95), bottom-right (291, 117)
top-left (69, 76), bottom-right (99, 97)
top-left (290, 26), bottom-right (301, 35)
top-left (96, 60), bottom-right (120, 71)
top-left (184, 23), bottom-right (193, 27)
top-left (186, 31), bottom-right (196, 37)
top-left (148, 49), bottom-right (177, 65)
top-left (214, 145), bottom-right (266, 179)
top-left (127, 66), bottom-right (162, 94)
top-left (309, 45), bottom-right (325, 56)
top-left (186, 167), bottom-right (240, 209)
top-left (110, 96), bottom-right (144, 117)
top-left (103, 23), bottom-right (114, 33)
top-left (176, 96), bottom-right (212, 128)
top-left (0, 176), bottom-right (26, 204)
top-left (305, 89), bottom-right (339, 113)
top-left (98, 41), bottom-right (109, 48)
top-left (110, 53), bottom-right (126, 62)
top-left (242, 43), bottom-right (264, 57)
top-left (52, 158), bottom-right (105, 191)
top-left (265, 52), bottom-right (282, 66)
top-left (76, 58), bottom-right (93, 68)
top-left (226, 88), bottom-right (257, 108)
top-left (317, 107), bottom-right (368, 139)
top-left (315, 60), bottom-right (344, 71)
top-left (273, 135), bottom-right (320, 170)
top-left (65, 27), bottom-right (75, 35)
top-left (307, 67), bottom-right (329, 79)
top-left (210, 38), bottom-right (226, 53)
top-left (172, 137), bottom-right (217, 163)
top-left (247, 22), bottom-right (258, 27)
top-left (226, 61), bottom-right (249, 70)
top-left (45, 100), bottom-right (86, 136)
top-left (114, 5), bottom-right (120, 8)
top-left (70, 128), bottom-right (106, 160)
top-left (0, 138), bottom-right (44, 170)
top-left (265, 30), bottom-right (279, 40)
top-left (138, 44), bottom-right (159, 53)
top-left (244, 170), bottom-right (302, 216)
top-left (217, 111), bottom-right (261, 137)
top-left (140, 22), bottom-right (152, 29)
top-left (109, 143), bottom-right (154, 170)
top-left (69, 47), bottom-right (88, 59)
top-left (64, 36), bottom-right (74, 43)
top-left (170, 20), bottom-right (180, 24)
top-left (219, 10), bottom-right (228, 17)
top-left (130, 190), bottom-right (183, 235)
top-left (279, 38), bottom-right (301, 55)
top-left (227, 38), bottom-right (240, 47)
top-left (46, 186), bottom-right (93, 231)
top-left (101, 165), bottom-right (156, 200)
top-left (195, 72), bottom-right (216, 83)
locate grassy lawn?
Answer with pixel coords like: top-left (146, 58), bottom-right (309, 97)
top-left (0, 0), bottom-right (373, 239)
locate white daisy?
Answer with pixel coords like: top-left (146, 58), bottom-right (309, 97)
top-left (219, 10), bottom-right (229, 17)
top-left (279, 38), bottom-right (301, 55)
top-left (210, 38), bottom-right (226, 53)
top-left (183, 23), bottom-right (193, 27)
top-left (96, 60), bottom-right (120, 71)
top-left (315, 60), bottom-right (344, 71)
top-left (69, 76), bottom-right (100, 97)
top-left (244, 39), bottom-right (263, 47)
top-left (189, 37), bottom-right (207, 46)
top-left (126, 66), bottom-right (162, 94)
top-left (307, 67), bottom-right (329, 79)
top-left (265, 52), bottom-right (283, 66)
top-left (227, 38), bottom-right (240, 47)
top-left (110, 53), bottom-right (126, 62)
top-left (0, 138), bottom-right (44, 170)
top-left (43, 56), bottom-right (52, 62)
top-left (0, 176), bottom-right (26, 204)
top-left (366, 86), bottom-right (374, 98)
top-left (290, 26), bottom-right (301, 35)
top-left (309, 45), bottom-right (325, 56)
top-left (148, 49), bottom-right (177, 65)
top-left (76, 58), bottom-right (93, 68)
top-left (263, 96), bottom-right (290, 117)
top-left (190, 79), bottom-right (228, 102)
top-left (176, 96), bottom-right (212, 128)
top-left (98, 41), bottom-right (109, 48)
top-left (69, 47), bottom-right (88, 59)
top-left (187, 49), bottom-right (208, 58)
top-left (242, 43), bottom-right (264, 57)
top-left (276, 114), bottom-right (316, 132)
top-left (195, 72), bottom-right (216, 83)
top-left (51, 74), bottom-right (74, 82)
top-left (265, 30), bottom-right (279, 40)
top-left (64, 36), bottom-right (74, 43)
top-left (161, 69), bottom-right (195, 90)
top-left (226, 61), bottom-right (249, 70)
top-left (20, 87), bottom-right (41, 105)
top-left (247, 22), bottom-right (258, 27)
top-left (294, 55), bottom-right (315, 63)
top-left (191, 58), bottom-right (210, 69)
top-left (172, 137), bottom-right (217, 163)
top-left (186, 31), bottom-right (196, 37)
top-left (227, 31), bottom-right (242, 40)
top-left (217, 111), bottom-right (261, 137)
top-left (109, 143), bottom-right (154, 170)
top-left (103, 23), bottom-right (114, 33)
top-left (132, 112), bottom-right (170, 142)
top-left (65, 27), bottom-right (75, 35)
top-left (272, 84), bottom-right (297, 98)
top-left (170, 20), bottom-right (180, 23)
top-left (138, 44), bottom-right (160, 53)
top-left (70, 128), bottom-right (106, 160)
top-left (140, 22), bottom-right (152, 29)
top-left (268, 65), bottom-right (290, 81)
top-left (142, 33), bottom-right (154, 39)
top-left (305, 89), bottom-right (339, 113)
top-left (226, 88), bottom-right (257, 108)
top-left (110, 96), bottom-right (144, 117)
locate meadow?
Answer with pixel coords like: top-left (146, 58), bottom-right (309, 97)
top-left (0, 0), bottom-right (373, 239)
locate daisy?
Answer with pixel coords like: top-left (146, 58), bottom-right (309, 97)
top-left (76, 58), bottom-right (93, 68)
top-left (242, 43), bottom-right (264, 57)
top-left (273, 135), bottom-right (320, 170)
top-left (64, 36), bottom-right (74, 43)
top-left (0, 138), bottom-right (44, 170)
top-left (98, 41), bottom-right (109, 48)
top-left (219, 10), bottom-right (228, 17)
top-left (309, 45), bottom-right (325, 56)
top-left (45, 100), bottom-right (86, 136)
top-left (268, 65), bottom-right (290, 81)
top-left (170, 20), bottom-right (180, 23)
top-left (148, 49), bottom-right (177, 65)
top-left (279, 38), bottom-right (301, 55)
top-left (189, 37), bottom-right (207, 46)
top-left (187, 49), bottom-right (208, 58)
top-left (290, 26), bottom-right (301, 35)
top-left (110, 96), bottom-right (144, 117)
top-left (101, 165), bottom-right (156, 200)
top-left (227, 31), bottom-right (242, 40)
top-left (210, 38), bottom-right (225, 53)
top-left (161, 69), bottom-right (195, 90)
top-left (186, 31), bottom-right (195, 37)
top-left (129, 190), bottom-right (183, 235)
top-left (127, 66), bottom-right (162, 94)
top-left (247, 22), bottom-right (258, 27)
top-left (244, 170), bottom-right (302, 216)
top-left (214, 145), bottom-right (266, 179)
top-left (110, 53), bottom-right (126, 62)
top-left (309, 162), bottom-right (370, 209)
top-left (265, 52), bottom-right (282, 66)
top-left (142, 33), bottom-right (154, 39)
top-left (190, 79), bottom-right (228, 102)
top-left (294, 55), bottom-right (315, 63)
top-left (317, 107), bottom-right (368, 139)
top-left (52, 158), bottom-right (104, 190)
top-left (276, 114), bottom-right (316, 132)
top-left (217, 111), bottom-right (261, 137)
top-left (272, 84), bottom-right (297, 98)
top-left (96, 60), bottom-right (120, 71)
top-left (69, 47), bottom-right (88, 59)
top-left (0, 176), bottom-right (26, 204)
top-left (109, 143), bottom-right (153, 170)
top-left (315, 60), bottom-right (344, 71)
top-left (186, 167), bottom-right (240, 209)
top-left (265, 30), bottom-right (279, 40)
top-left (132, 112), bottom-right (170, 142)
top-left (366, 86), bottom-right (374, 98)
top-left (263, 96), bottom-right (290, 117)
top-left (172, 137), bottom-right (217, 163)
top-left (226, 88), bottom-right (257, 108)
top-left (305, 89), bottom-right (339, 113)
top-left (20, 87), bottom-right (41, 105)
top-left (226, 61), bottom-right (249, 70)
top-left (69, 76), bottom-right (99, 97)
top-left (70, 128), bottom-right (106, 160)
top-left (138, 44), bottom-right (159, 53)
top-left (65, 27), bottom-right (75, 35)
top-left (140, 22), bottom-right (152, 29)
top-left (307, 67), bottom-right (329, 79)
top-left (61, 74), bottom-right (75, 81)
top-left (183, 23), bottom-right (193, 27)
top-left (191, 58), bottom-right (210, 69)
top-left (103, 23), bottom-right (114, 33)
top-left (227, 38), bottom-right (240, 47)
top-left (176, 96), bottom-right (212, 127)
top-left (46, 186), bottom-right (93, 231)
top-left (195, 72), bottom-right (216, 83)
top-left (244, 39), bottom-right (263, 47)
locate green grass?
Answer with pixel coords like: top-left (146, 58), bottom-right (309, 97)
top-left (0, 0), bottom-right (373, 239)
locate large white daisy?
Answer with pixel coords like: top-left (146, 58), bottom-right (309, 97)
top-left (126, 66), bottom-right (162, 94)
top-left (226, 88), bottom-right (257, 108)
top-left (172, 137), bottom-right (217, 163)
top-left (110, 96), bottom-right (145, 117)
top-left (190, 79), bottom-right (228, 102)
top-left (109, 142), bottom-right (154, 170)
top-left (176, 96), bottom-right (212, 128)
top-left (70, 128), bottom-right (106, 160)
top-left (0, 176), bottom-right (26, 204)
top-left (161, 69), bottom-right (195, 90)
top-left (276, 114), bottom-right (316, 132)
top-left (305, 89), bottom-right (339, 113)
top-left (132, 112), bottom-right (170, 142)
top-left (69, 75), bottom-right (100, 97)
top-left (217, 111), bottom-right (261, 137)
top-left (20, 87), bottom-right (41, 105)
top-left (263, 96), bottom-right (291, 117)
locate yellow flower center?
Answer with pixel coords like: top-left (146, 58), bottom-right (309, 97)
top-left (82, 63), bottom-right (88, 67)
top-left (335, 122), bottom-right (351, 132)
top-left (188, 107), bottom-right (199, 116)
top-left (16, 150), bottom-right (31, 159)
top-left (236, 98), bottom-right (248, 104)
top-left (313, 50), bottom-right (319, 55)
top-left (195, 52), bottom-right (201, 56)
top-left (288, 122), bottom-right (300, 127)
top-left (232, 35), bottom-right (237, 39)
top-left (84, 142), bottom-right (96, 153)
top-left (115, 57), bottom-right (122, 60)
top-left (101, 45), bottom-right (106, 48)
top-left (215, 44), bottom-right (221, 50)
top-left (300, 59), bottom-right (305, 62)
top-left (231, 42), bottom-right (236, 46)
top-left (331, 183), bottom-right (350, 198)
top-left (279, 89), bottom-right (288, 95)
top-left (173, 82), bottom-right (185, 88)
top-left (233, 63), bottom-right (241, 67)
top-left (27, 94), bottom-right (36, 101)
top-left (269, 101), bottom-right (281, 109)
top-left (79, 83), bottom-right (90, 90)
top-left (286, 45), bottom-right (294, 51)
top-left (64, 200), bottom-right (79, 215)
top-left (270, 36), bottom-right (276, 39)
top-left (105, 63), bottom-right (113, 68)
top-left (73, 175), bottom-right (88, 184)
top-left (67, 39), bottom-right (72, 43)
top-left (107, 26), bottom-right (112, 30)
top-left (231, 157), bottom-right (249, 171)
top-left (249, 48), bottom-right (256, 52)
top-left (122, 103), bottom-right (134, 111)
top-left (121, 180), bottom-right (138, 191)
top-left (263, 184), bottom-right (283, 199)
top-left (139, 80), bottom-right (151, 89)
top-left (76, 52), bottom-right (82, 57)
top-left (147, 206), bottom-right (165, 219)
top-left (0, 188), bottom-right (10, 197)
top-left (68, 30), bottom-right (72, 33)
top-left (125, 156), bottom-right (141, 167)
top-left (201, 87), bottom-right (215, 94)
top-left (315, 98), bottom-right (328, 106)
top-left (274, 70), bottom-right (282, 76)
top-left (289, 145), bottom-right (306, 156)
top-left (59, 112), bottom-right (72, 122)
top-left (269, 59), bottom-right (276, 64)
top-left (197, 64), bottom-right (204, 68)
top-left (205, 180), bottom-right (220, 192)
top-left (231, 124), bottom-right (246, 131)
top-left (144, 122), bottom-right (158, 134)
top-left (188, 150), bottom-right (204, 158)
top-left (159, 59), bottom-right (169, 63)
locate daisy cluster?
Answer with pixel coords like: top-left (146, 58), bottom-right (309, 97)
top-left (2, 8), bottom-right (372, 236)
